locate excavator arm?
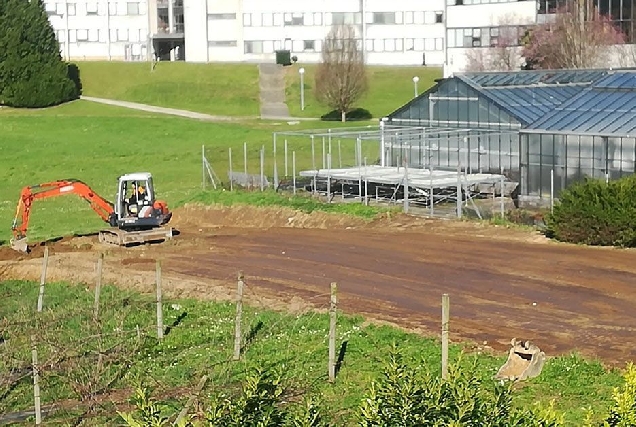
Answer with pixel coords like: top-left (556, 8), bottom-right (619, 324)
top-left (11, 180), bottom-right (115, 251)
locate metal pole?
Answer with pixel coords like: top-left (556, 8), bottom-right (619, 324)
top-left (292, 151), bottom-right (297, 195)
top-left (442, 294), bottom-right (449, 380)
top-left (380, 120), bottom-right (386, 166)
top-left (322, 137), bottom-right (326, 169)
top-left (364, 157), bottom-right (368, 206)
top-left (284, 139), bottom-right (288, 177)
top-left (404, 157), bottom-right (409, 214)
top-left (327, 153), bottom-right (331, 202)
top-left (550, 168), bottom-right (554, 213)
top-left (500, 167), bottom-right (505, 218)
top-left (328, 129), bottom-right (332, 166)
top-left (202, 145), bottom-right (205, 190)
top-left (338, 140), bottom-right (342, 168)
top-left (229, 148), bottom-right (233, 191)
top-left (311, 135), bottom-right (316, 170)
top-left (260, 146), bottom-right (264, 191)
top-left (243, 142), bottom-right (248, 176)
top-left (456, 164), bottom-right (462, 219)
top-left (357, 137), bottom-right (362, 202)
top-left (300, 72), bottom-right (305, 111)
top-left (273, 134), bottom-right (278, 189)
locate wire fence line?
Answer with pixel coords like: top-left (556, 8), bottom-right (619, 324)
top-left (0, 249), bottom-right (349, 425)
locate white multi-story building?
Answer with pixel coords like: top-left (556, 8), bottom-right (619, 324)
top-left (43, 0), bottom-right (635, 73)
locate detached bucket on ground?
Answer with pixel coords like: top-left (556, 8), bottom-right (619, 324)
top-left (10, 237), bottom-right (28, 253)
top-left (495, 338), bottom-right (546, 381)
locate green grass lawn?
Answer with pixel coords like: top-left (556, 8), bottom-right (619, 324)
top-left (74, 61), bottom-right (441, 120)
top-left (76, 61), bottom-right (261, 117)
top-left (284, 64), bottom-right (442, 119)
top-left (0, 101), bottom-right (381, 243)
top-left (0, 280), bottom-right (624, 426)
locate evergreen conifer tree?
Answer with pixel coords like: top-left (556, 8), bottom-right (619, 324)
top-left (0, 0), bottom-right (80, 108)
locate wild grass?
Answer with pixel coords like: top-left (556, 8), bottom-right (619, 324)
top-left (0, 280), bottom-right (624, 425)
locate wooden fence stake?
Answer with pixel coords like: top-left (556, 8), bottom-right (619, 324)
top-left (156, 260), bottom-right (164, 341)
top-left (442, 293), bottom-right (450, 380)
top-left (174, 375), bottom-right (208, 426)
top-left (93, 253), bottom-right (104, 321)
top-left (37, 247), bottom-right (49, 312)
top-left (233, 271), bottom-right (244, 361)
top-left (31, 335), bottom-right (42, 425)
top-left (328, 282), bottom-right (337, 382)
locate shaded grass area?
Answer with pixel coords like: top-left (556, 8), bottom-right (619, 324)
top-left (0, 280), bottom-right (623, 426)
top-left (76, 61), bottom-right (261, 117)
top-left (284, 64), bottom-right (443, 119)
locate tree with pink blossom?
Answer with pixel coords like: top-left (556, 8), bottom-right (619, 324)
top-left (522, 0), bottom-right (626, 69)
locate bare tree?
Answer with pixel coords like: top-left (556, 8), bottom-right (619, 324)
top-left (522, 0), bottom-right (625, 69)
top-left (464, 15), bottom-right (524, 72)
top-left (315, 24), bottom-right (368, 122)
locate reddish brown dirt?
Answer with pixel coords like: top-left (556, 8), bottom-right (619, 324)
top-left (3, 204), bottom-right (636, 366)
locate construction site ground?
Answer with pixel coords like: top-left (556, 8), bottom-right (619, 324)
top-left (2, 203), bottom-right (635, 366)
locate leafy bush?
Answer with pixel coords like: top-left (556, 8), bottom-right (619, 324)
top-left (320, 108), bottom-right (372, 122)
top-left (357, 345), bottom-right (564, 426)
top-left (0, 0), bottom-right (80, 108)
top-left (589, 362), bottom-right (636, 427)
top-left (545, 175), bottom-right (636, 247)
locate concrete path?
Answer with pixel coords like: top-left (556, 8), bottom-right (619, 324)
top-left (80, 96), bottom-right (255, 122)
top-left (258, 63), bottom-right (292, 120)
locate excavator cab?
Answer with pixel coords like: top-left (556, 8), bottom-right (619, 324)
top-left (113, 172), bottom-right (171, 230)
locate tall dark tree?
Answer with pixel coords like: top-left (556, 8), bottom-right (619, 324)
top-left (0, 0), bottom-right (80, 108)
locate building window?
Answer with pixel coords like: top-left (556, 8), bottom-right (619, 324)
top-left (86, 2), bottom-right (99, 15)
top-left (209, 13), bottom-right (236, 20)
top-left (67, 3), bottom-right (76, 16)
top-left (56, 30), bottom-right (66, 42)
top-left (303, 40), bottom-right (315, 51)
top-left (242, 13), bottom-right (251, 26)
top-left (244, 41), bottom-right (263, 54)
top-left (447, 25), bottom-right (526, 47)
top-left (127, 2), bottom-right (140, 15)
top-left (330, 12), bottom-right (361, 25)
top-left (117, 29), bottom-right (129, 42)
top-left (209, 40), bottom-right (238, 47)
top-left (284, 13), bottom-right (304, 26)
top-left (373, 12), bottom-right (396, 24)
top-left (435, 12), bottom-right (444, 23)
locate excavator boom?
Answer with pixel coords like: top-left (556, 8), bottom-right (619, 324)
top-left (11, 180), bottom-right (115, 252)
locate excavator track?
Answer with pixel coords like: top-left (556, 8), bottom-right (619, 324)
top-left (98, 226), bottom-right (173, 247)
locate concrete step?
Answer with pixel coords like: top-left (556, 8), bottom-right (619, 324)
top-left (260, 102), bottom-right (291, 119)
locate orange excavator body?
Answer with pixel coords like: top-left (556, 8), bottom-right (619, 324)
top-left (10, 177), bottom-right (173, 253)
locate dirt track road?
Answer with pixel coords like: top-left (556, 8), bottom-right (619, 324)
top-left (3, 204), bottom-right (636, 365)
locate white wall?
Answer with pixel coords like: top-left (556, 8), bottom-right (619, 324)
top-left (183, 1), bottom-right (208, 61)
top-left (446, 2), bottom-right (537, 27)
top-left (44, 0), bottom-right (149, 61)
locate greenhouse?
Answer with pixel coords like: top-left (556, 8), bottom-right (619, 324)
top-left (386, 68), bottom-right (636, 205)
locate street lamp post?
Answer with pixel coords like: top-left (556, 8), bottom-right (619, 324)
top-left (299, 67), bottom-right (305, 111)
top-left (412, 76), bottom-right (420, 98)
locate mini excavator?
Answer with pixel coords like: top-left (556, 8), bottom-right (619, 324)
top-left (10, 172), bottom-right (173, 253)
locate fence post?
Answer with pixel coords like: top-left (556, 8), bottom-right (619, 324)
top-left (500, 167), bottom-right (505, 218)
top-left (327, 153), bottom-right (331, 202)
top-left (364, 157), bottom-right (368, 206)
top-left (338, 140), bottom-right (342, 168)
top-left (260, 146), bottom-right (265, 191)
top-left (156, 260), bottom-right (164, 341)
top-left (202, 145), bottom-right (206, 190)
top-left (311, 135), bottom-right (316, 170)
top-left (550, 168), bottom-right (554, 214)
top-left (322, 137), bottom-right (326, 169)
top-left (442, 293), bottom-right (449, 380)
top-left (430, 171), bottom-right (434, 216)
top-left (37, 247), bottom-right (49, 313)
top-left (229, 147), bottom-right (233, 192)
top-left (456, 164), bottom-right (462, 219)
top-left (328, 282), bottom-right (337, 382)
top-left (233, 271), bottom-right (244, 361)
top-left (404, 158), bottom-right (409, 214)
top-left (284, 139), bottom-right (289, 177)
top-left (31, 335), bottom-right (42, 425)
top-left (93, 253), bottom-right (104, 321)
top-left (243, 142), bottom-right (248, 176)
top-left (292, 151), bottom-right (297, 195)
top-left (273, 134), bottom-right (279, 189)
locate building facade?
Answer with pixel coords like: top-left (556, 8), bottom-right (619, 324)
top-left (44, 0), bottom-right (636, 73)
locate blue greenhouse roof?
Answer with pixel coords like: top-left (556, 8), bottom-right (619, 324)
top-left (387, 68), bottom-right (636, 137)
top-left (525, 72), bottom-right (636, 136)
top-left (456, 69), bottom-right (606, 125)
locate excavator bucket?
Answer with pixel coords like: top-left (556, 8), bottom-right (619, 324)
top-left (494, 338), bottom-right (545, 382)
top-left (10, 237), bottom-right (28, 253)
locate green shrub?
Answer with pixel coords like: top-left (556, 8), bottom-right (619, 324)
top-left (357, 345), bottom-right (563, 426)
top-left (0, 0), bottom-right (80, 108)
top-left (545, 175), bottom-right (636, 247)
top-left (320, 108), bottom-right (372, 121)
